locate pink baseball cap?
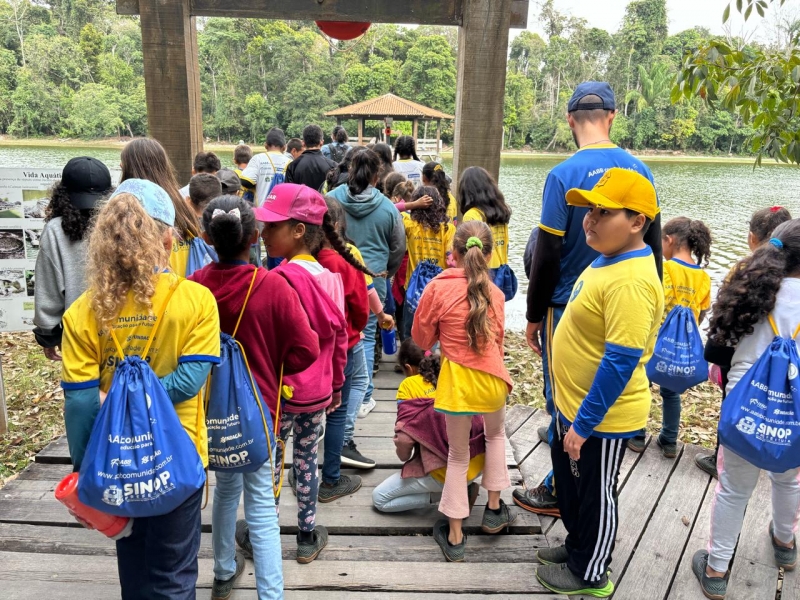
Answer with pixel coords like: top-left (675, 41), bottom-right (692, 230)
top-left (253, 183), bottom-right (327, 225)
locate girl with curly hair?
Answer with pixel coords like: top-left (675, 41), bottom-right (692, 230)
top-left (628, 216), bottom-right (713, 458)
top-left (422, 162), bottom-right (457, 223)
top-left (60, 179), bottom-right (220, 599)
top-left (401, 185), bottom-right (455, 337)
top-left (693, 219), bottom-right (800, 599)
top-left (34, 157), bottom-right (112, 360)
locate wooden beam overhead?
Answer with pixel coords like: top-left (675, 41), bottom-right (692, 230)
top-left (117, 0), bottom-right (529, 28)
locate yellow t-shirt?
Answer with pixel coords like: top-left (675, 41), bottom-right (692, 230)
top-left (435, 357), bottom-right (508, 415)
top-left (396, 374), bottom-right (436, 400)
top-left (662, 258), bottom-right (711, 323)
top-left (553, 247), bottom-right (664, 435)
top-left (402, 214), bottom-right (455, 286)
top-left (169, 236), bottom-right (193, 277)
top-left (61, 273), bottom-right (221, 466)
top-left (430, 453), bottom-right (485, 484)
top-left (462, 208), bottom-right (508, 269)
top-left (447, 192), bottom-right (457, 223)
top-left (347, 243), bottom-right (372, 288)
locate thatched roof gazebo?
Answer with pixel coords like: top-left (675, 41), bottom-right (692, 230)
top-left (326, 93), bottom-right (454, 150)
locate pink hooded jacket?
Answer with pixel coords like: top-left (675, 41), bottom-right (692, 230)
top-left (273, 262), bottom-right (348, 413)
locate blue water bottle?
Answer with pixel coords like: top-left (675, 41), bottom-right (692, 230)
top-left (381, 327), bottom-right (397, 355)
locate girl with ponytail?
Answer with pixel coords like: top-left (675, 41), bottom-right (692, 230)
top-left (694, 219), bottom-right (800, 598)
top-left (189, 195), bottom-right (319, 597)
top-left (411, 220), bottom-right (514, 561)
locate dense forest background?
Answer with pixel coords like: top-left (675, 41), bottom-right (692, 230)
top-left (0, 0), bottom-right (793, 153)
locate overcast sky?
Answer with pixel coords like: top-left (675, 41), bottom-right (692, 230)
top-left (517, 0), bottom-right (762, 38)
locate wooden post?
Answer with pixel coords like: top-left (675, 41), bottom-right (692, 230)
top-left (139, 0), bottom-right (203, 185)
top-left (358, 118), bottom-right (364, 146)
top-left (436, 119), bottom-right (442, 154)
top-left (0, 358), bottom-right (6, 435)
top-left (452, 0), bottom-right (512, 189)
top-left (412, 118), bottom-right (419, 146)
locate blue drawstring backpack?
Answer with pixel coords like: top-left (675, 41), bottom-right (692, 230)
top-left (265, 153), bottom-right (285, 197)
top-left (646, 305), bottom-right (708, 394)
top-left (206, 268), bottom-right (276, 473)
top-left (490, 264), bottom-right (518, 302)
top-left (719, 317), bottom-right (800, 472)
top-left (78, 282), bottom-right (207, 517)
top-left (186, 236), bottom-right (218, 277)
top-left (406, 261), bottom-right (443, 312)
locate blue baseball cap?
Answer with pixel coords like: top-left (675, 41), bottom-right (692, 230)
top-left (568, 82), bottom-right (616, 112)
top-left (110, 179), bottom-right (176, 227)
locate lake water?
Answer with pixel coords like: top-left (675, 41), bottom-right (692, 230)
top-left (3, 145), bottom-right (799, 330)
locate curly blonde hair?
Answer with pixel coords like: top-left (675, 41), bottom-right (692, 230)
top-left (86, 194), bottom-right (171, 331)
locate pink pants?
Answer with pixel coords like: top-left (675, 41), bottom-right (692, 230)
top-left (440, 407), bottom-right (510, 519)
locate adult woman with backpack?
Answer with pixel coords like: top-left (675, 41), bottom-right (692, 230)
top-left (322, 125), bottom-right (351, 164)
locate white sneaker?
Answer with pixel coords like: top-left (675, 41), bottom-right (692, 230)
top-left (358, 398), bottom-right (376, 419)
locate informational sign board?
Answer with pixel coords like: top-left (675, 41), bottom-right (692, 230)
top-left (0, 167), bottom-right (119, 333)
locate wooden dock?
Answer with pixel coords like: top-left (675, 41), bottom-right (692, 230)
top-left (0, 367), bottom-right (789, 599)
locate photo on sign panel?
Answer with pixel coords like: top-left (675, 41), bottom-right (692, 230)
top-left (25, 269), bottom-right (34, 297)
top-left (22, 197), bottom-right (48, 219)
top-left (24, 229), bottom-right (40, 260)
top-left (0, 229), bottom-right (25, 259)
top-left (0, 195), bottom-right (22, 219)
top-left (0, 269), bottom-right (26, 297)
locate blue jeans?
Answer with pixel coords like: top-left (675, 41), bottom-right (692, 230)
top-left (635, 387), bottom-right (682, 445)
top-left (343, 341), bottom-right (369, 445)
top-left (322, 343), bottom-right (361, 484)
top-left (213, 460), bottom-right (282, 599)
top-left (541, 306), bottom-right (564, 496)
top-left (362, 277), bottom-right (387, 405)
top-left (116, 487), bottom-right (202, 600)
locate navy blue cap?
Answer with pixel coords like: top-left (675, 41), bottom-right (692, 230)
top-left (568, 82), bottom-right (616, 112)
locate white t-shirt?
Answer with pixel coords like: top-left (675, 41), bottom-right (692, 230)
top-left (727, 278), bottom-right (800, 393)
top-left (241, 152), bottom-right (292, 206)
top-left (392, 159), bottom-right (425, 187)
top-left (291, 259), bottom-right (345, 318)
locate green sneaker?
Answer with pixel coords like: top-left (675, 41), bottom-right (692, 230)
top-left (211, 550), bottom-right (245, 600)
top-left (691, 549), bottom-right (728, 599)
top-left (318, 474), bottom-right (362, 503)
top-left (432, 519), bottom-right (466, 562)
top-left (481, 499), bottom-right (516, 534)
top-left (296, 525), bottom-right (328, 564)
top-left (536, 563), bottom-right (614, 597)
top-left (770, 521), bottom-right (797, 570)
top-left (537, 544), bottom-right (569, 565)
top-left (234, 519), bottom-right (252, 559)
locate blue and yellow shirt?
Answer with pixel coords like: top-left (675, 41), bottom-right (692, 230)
top-left (552, 247), bottom-right (663, 436)
top-left (396, 374), bottom-right (436, 401)
top-left (538, 144), bottom-right (655, 305)
top-left (663, 258), bottom-right (711, 323)
top-left (462, 208), bottom-right (508, 269)
top-left (401, 213), bottom-right (455, 286)
top-left (61, 273), bottom-right (221, 466)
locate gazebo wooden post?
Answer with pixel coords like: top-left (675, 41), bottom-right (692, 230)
top-left (436, 119), bottom-right (442, 154)
top-left (358, 118), bottom-right (364, 145)
top-left (139, 0), bottom-right (202, 185)
top-left (412, 118), bottom-right (419, 146)
top-left (452, 0), bottom-right (512, 188)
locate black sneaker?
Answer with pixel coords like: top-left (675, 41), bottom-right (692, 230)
top-left (340, 439), bottom-right (376, 469)
top-left (297, 526), bottom-right (328, 564)
top-left (512, 484), bottom-right (560, 517)
top-left (627, 437), bottom-right (646, 453)
top-left (481, 499), bottom-right (516, 534)
top-left (433, 519), bottom-right (466, 562)
top-left (235, 519), bottom-right (252, 559)
top-left (211, 550), bottom-right (245, 600)
top-left (537, 544), bottom-right (569, 566)
top-left (770, 521), bottom-right (798, 570)
top-left (538, 425), bottom-right (549, 444)
top-left (691, 549), bottom-right (728, 599)
top-left (695, 453), bottom-right (718, 479)
top-left (536, 562), bottom-right (614, 597)
top-left (656, 436), bottom-right (678, 459)
top-left (318, 474), bottom-right (362, 503)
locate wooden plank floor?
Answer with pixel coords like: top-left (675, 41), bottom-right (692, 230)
top-left (0, 365), bottom-right (787, 599)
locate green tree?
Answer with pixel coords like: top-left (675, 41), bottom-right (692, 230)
top-left (399, 35), bottom-right (457, 114)
top-left (0, 48), bottom-right (17, 130)
top-left (624, 62), bottom-right (672, 112)
top-left (504, 72), bottom-right (535, 147)
top-left (674, 0), bottom-right (799, 163)
top-left (9, 67), bottom-right (61, 136)
top-left (65, 83), bottom-right (124, 137)
top-left (79, 22), bottom-right (103, 80)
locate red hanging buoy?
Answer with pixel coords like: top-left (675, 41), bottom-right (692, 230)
top-left (315, 21), bottom-right (371, 40)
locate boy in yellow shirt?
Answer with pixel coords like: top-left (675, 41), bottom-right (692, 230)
top-left (536, 168), bottom-right (663, 597)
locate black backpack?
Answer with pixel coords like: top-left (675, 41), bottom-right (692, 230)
top-left (328, 143), bottom-right (347, 164)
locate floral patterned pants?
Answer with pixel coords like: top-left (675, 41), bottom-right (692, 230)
top-left (274, 409), bottom-right (324, 532)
